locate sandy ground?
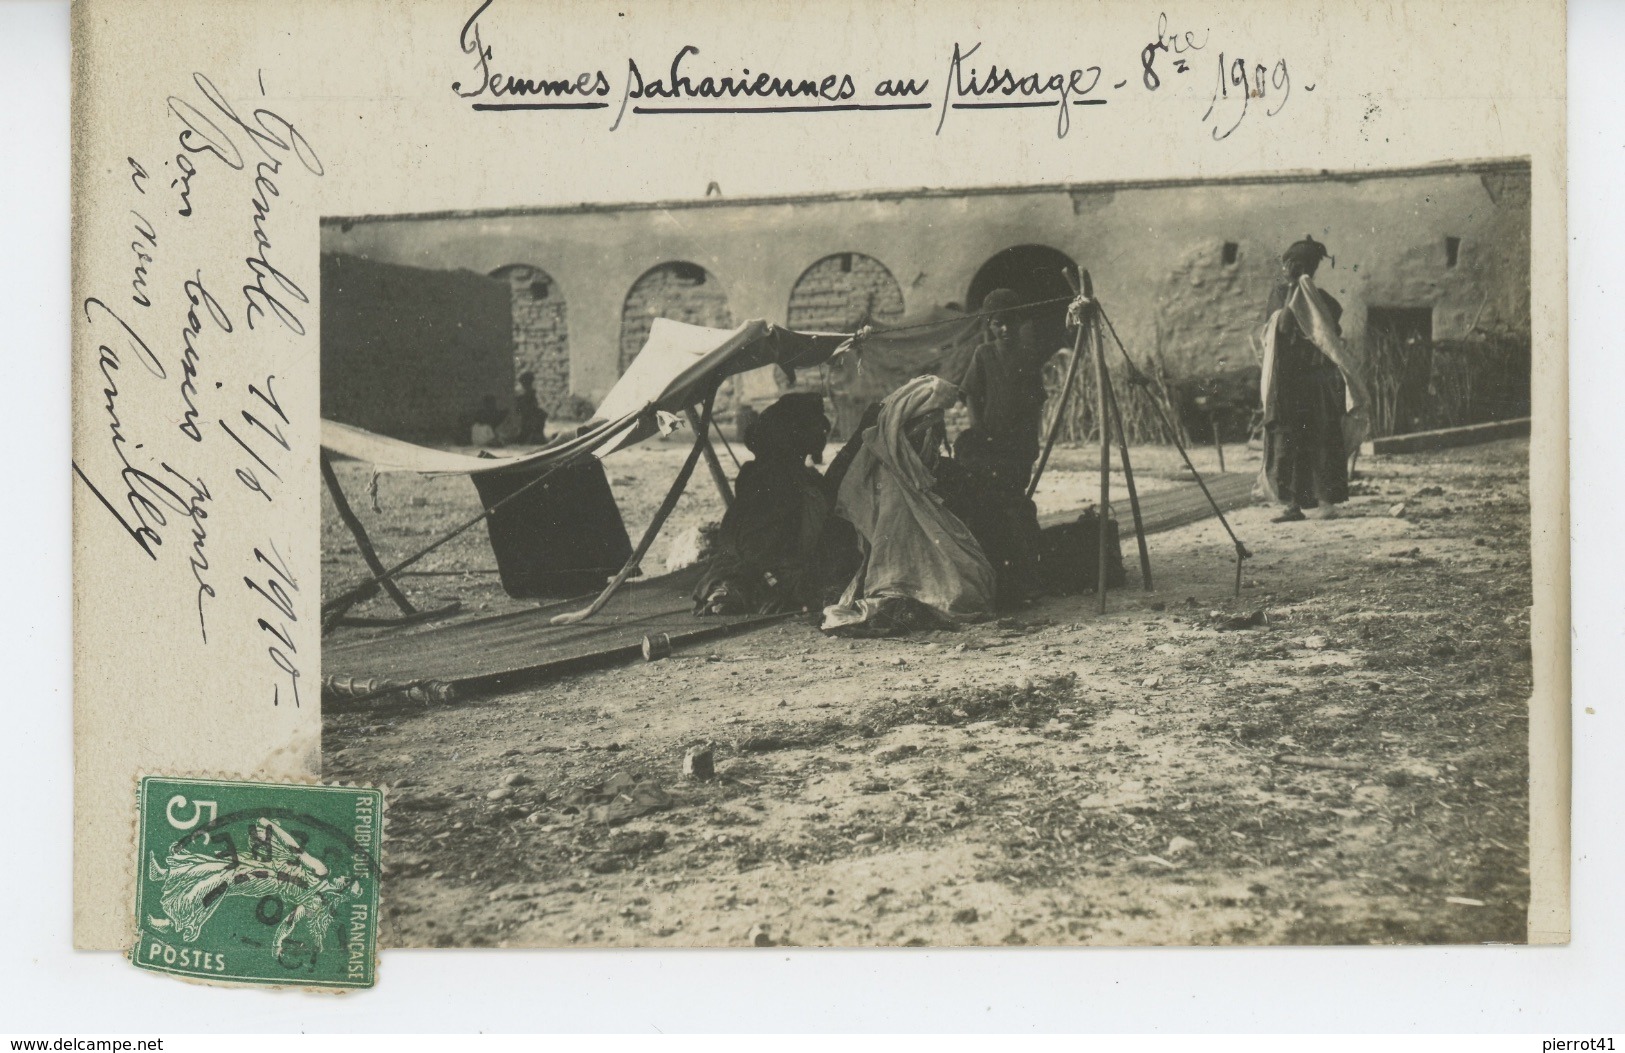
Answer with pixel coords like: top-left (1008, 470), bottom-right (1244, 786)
top-left (322, 438), bottom-right (1532, 948)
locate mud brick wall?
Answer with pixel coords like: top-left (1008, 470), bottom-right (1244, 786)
top-left (497, 265), bottom-right (573, 416)
top-left (322, 160), bottom-right (1533, 428)
top-left (1146, 170), bottom-right (1534, 381)
top-left (1155, 239), bottom-right (1283, 379)
top-left (321, 253), bottom-right (512, 442)
top-left (786, 252), bottom-right (906, 331)
top-left (619, 263), bottom-right (733, 373)
top-left (777, 253), bottom-right (908, 411)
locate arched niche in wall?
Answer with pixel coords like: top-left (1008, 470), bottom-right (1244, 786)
top-left (490, 264), bottom-right (571, 415)
top-left (966, 243), bottom-right (1079, 355)
top-left (779, 252), bottom-right (908, 408)
top-left (786, 252), bottom-right (906, 331)
top-left (619, 261), bottom-right (734, 375)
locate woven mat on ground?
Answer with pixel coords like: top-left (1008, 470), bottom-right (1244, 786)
top-left (323, 473), bottom-right (1256, 698)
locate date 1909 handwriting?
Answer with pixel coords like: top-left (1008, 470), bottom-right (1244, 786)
top-left (1200, 51), bottom-right (1308, 141)
top-left (1137, 13), bottom-right (1310, 141)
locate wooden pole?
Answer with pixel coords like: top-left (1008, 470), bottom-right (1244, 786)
top-left (685, 407), bottom-right (734, 507)
top-left (1027, 269), bottom-right (1092, 499)
top-left (1102, 348), bottom-right (1153, 591)
top-left (320, 450), bottom-right (417, 617)
top-left (1093, 303), bottom-right (1111, 615)
top-left (1095, 302), bottom-right (1253, 599)
top-left (550, 398), bottom-right (714, 626)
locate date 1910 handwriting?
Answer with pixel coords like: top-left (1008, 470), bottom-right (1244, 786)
top-left (246, 539), bottom-right (302, 708)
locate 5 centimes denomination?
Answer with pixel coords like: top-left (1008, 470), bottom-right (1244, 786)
top-left (133, 776), bottom-right (382, 989)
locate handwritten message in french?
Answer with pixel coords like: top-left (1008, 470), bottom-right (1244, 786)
top-left (73, 72), bottom-right (321, 709)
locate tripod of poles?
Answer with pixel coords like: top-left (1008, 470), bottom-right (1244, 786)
top-left (1026, 269), bottom-right (1253, 609)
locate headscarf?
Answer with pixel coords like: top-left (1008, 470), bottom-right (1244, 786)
top-left (744, 392), bottom-right (830, 463)
top-left (860, 376), bottom-right (960, 493)
top-left (1258, 274), bottom-right (1372, 457)
top-left (1282, 235), bottom-right (1331, 270)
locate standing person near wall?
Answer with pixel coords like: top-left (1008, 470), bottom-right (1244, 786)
top-left (955, 288), bottom-right (1054, 605)
top-left (1259, 236), bottom-right (1370, 523)
top-left (959, 288), bottom-right (1051, 483)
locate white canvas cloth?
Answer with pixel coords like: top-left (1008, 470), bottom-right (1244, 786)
top-left (1259, 274), bottom-right (1372, 445)
top-left (320, 318), bottom-right (846, 470)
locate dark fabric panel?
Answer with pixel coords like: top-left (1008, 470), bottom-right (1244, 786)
top-left (469, 459), bottom-right (634, 598)
top-left (1035, 511), bottom-right (1127, 594)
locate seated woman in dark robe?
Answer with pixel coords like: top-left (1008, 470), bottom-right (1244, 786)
top-left (942, 428), bottom-right (1044, 610)
top-left (694, 393), bottom-right (832, 616)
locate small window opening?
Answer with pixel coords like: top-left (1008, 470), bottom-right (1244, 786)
top-left (1222, 241), bottom-right (1239, 266)
top-left (840, 252), bottom-right (854, 274)
top-left (528, 278), bottom-right (550, 300)
top-left (1445, 237), bottom-right (1461, 268)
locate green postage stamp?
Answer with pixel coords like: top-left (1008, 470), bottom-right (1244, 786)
top-left (133, 776), bottom-right (382, 989)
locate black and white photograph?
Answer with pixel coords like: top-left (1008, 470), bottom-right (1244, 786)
top-left (41, 0), bottom-right (1623, 1035)
top-left (315, 159), bottom-right (1538, 948)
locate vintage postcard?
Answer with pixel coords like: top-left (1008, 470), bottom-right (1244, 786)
top-left (72, 0), bottom-right (1567, 955)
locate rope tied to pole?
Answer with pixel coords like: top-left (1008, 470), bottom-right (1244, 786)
top-left (1065, 293), bottom-right (1095, 332)
top-left (837, 295), bottom-right (1076, 350)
